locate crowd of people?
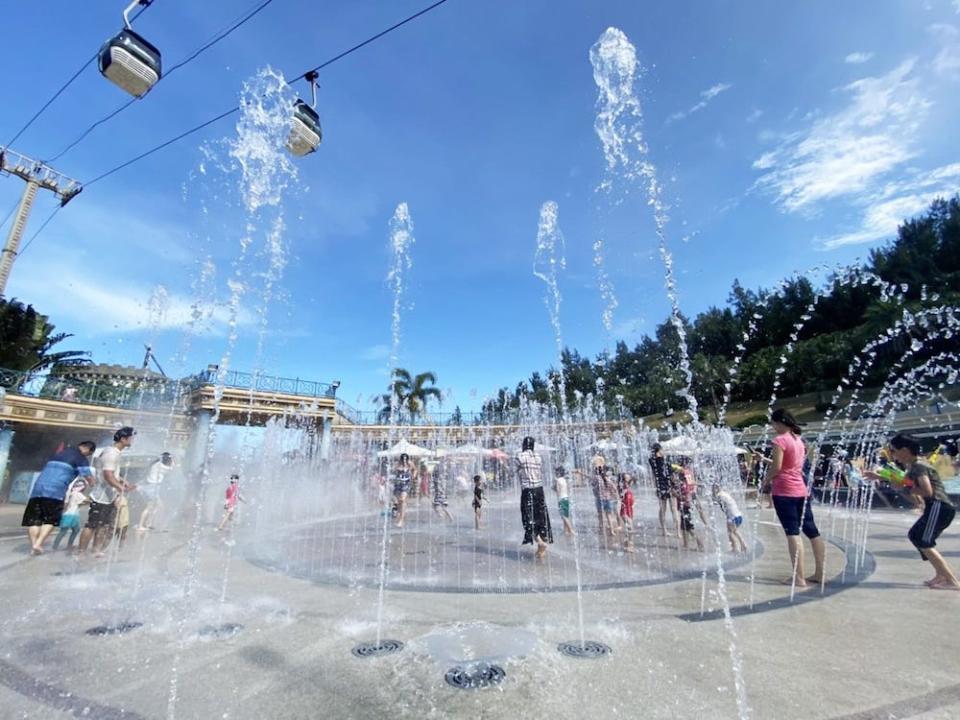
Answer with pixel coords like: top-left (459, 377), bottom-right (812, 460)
top-left (366, 414), bottom-right (960, 591)
top-left (19, 411), bottom-right (960, 591)
top-left (19, 426), bottom-right (242, 558)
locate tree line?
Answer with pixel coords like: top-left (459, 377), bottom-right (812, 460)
top-left (477, 196), bottom-right (960, 425)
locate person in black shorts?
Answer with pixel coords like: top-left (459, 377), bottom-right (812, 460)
top-left (79, 427), bottom-right (136, 558)
top-left (649, 443), bottom-right (678, 537)
top-left (472, 475), bottom-right (483, 530)
top-left (22, 442), bottom-right (96, 555)
top-left (867, 434), bottom-right (960, 590)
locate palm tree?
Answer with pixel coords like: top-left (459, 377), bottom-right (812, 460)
top-left (375, 368), bottom-right (442, 423)
top-left (0, 297), bottom-right (89, 377)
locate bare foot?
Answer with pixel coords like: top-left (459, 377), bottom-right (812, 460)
top-left (782, 577), bottom-right (808, 587)
top-left (928, 578), bottom-right (960, 590)
top-left (30, 547), bottom-right (43, 556)
top-left (806, 575), bottom-right (825, 584)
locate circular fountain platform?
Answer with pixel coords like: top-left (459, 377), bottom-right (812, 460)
top-left (246, 489), bottom-right (760, 594)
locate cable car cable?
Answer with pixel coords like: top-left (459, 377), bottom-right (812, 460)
top-left (84, 0), bottom-right (452, 188)
top-left (12, 205), bottom-right (61, 261)
top-left (290, 0), bottom-right (450, 82)
top-left (85, 106), bottom-right (238, 187)
top-left (3, 2), bottom-right (156, 148)
top-left (46, 0), bottom-right (279, 163)
top-left (0, 199), bottom-right (21, 233)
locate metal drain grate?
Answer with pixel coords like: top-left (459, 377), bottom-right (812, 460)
top-left (351, 639), bottom-right (404, 658)
top-left (197, 623), bottom-right (244, 638)
top-left (86, 622), bottom-right (143, 636)
top-left (557, 640), bottom-right (612, 659)
top-left (444, 664), bottom-right (506, 690)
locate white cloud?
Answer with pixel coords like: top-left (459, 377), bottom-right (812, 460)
top-left (751, 59), bottom-right (930, 213)
top-left (667, 82), bottom-right (733, 123)
top-left (845, 52), bottom-right (874, 64)
top-left (818, 163), bottom-right (960, 248)
top-left (928, 23), bottom-right (960, 77)
top-left (8, 261), bottom-right (254, 336)
top-left (701, 82), bottom-right (732, 100)
top-left (745, 108), bottom-right (764, 123)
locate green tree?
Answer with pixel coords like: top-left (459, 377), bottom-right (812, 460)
top-left (376, 368), bottom-right (442, 423)
top-left (0, 297), bottom-right (89, 377)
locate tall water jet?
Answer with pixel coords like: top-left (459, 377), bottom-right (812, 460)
top-left (590, 27), bottom-right (749, 717)
top-left (593, 238), bottom-right (619, 334)
top-left (533, 201), bottom-right (592, 652)
top-left (371, 202), bottom-right (415, 651)
top-left (166, 67), bottom-right (298, 720)
top-left (590, 27), bottom-right (698, 423)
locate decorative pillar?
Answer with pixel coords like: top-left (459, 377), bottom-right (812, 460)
top-left (0, 424), bottom-right (14, 501)
top-left (320, 416), bottom-right (332, 461)
top-left (185, 409), bottom-right (214, 475)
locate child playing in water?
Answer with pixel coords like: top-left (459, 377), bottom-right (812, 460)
top-left (712, 484), bottom-right (748, 553)
top-left (53, 477), bottom-right (89, 552)
top-left (554, 466), bottom-right (574, 536)
top-left (114, 495), bottom-right (131, 549)
top-left (432, 468), bottom-right (453, 522)
top-left (677, 469), bottom-right (704, 551)
top-left (217, 475), bottom-right (243, 531)
top-left (599, 466), bottom-right (621, 539)
top-left (618, 473), bottom-right (636, 553)
top-left (472, 475), bottom-right (483, 529)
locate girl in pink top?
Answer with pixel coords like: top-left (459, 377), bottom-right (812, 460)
top-left (759, 408), bottom-right (825, 589)
top-left (217, 475), bottom-right (243, 532)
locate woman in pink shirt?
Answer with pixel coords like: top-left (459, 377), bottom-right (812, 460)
top-left (760, 408), bottom-right (825, 588)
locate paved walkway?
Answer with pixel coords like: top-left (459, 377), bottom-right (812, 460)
top-left (0, 502), bottom-right (958, 719)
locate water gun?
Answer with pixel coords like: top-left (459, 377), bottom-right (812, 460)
top-left (875, 465), bottom-right (912, 488)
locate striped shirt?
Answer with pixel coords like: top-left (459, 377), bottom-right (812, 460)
top-left (515, 450), bottom-right (544, 490)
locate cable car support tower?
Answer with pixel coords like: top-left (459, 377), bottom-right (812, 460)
top-left (0, 147), bottom-right (81, 295)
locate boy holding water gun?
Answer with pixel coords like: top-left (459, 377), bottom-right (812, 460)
top-left (865, 434), bottom-right (960, 590)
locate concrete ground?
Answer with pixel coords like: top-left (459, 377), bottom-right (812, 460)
top-left (0, 500), bottom-right (958, 720)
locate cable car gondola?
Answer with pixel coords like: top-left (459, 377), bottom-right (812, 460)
top-left (99, 1), bottom-right (161, 98)
top-left (287, 72), bottom-right (322, 157)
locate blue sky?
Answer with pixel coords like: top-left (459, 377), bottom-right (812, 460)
top-left (2, 0), bottom-right (959, 413)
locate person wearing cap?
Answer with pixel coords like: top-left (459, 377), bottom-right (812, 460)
top-left (78, 426), bottom-right (137, 558)
top-left (757, 409), bottom-right (825, 588)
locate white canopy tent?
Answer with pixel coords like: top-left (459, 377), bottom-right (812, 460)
top-left (435, 443), bottom-right (490, 458)
top-left (376, 438), bottom-right (435, 458)
top-left (592, 439), bottom-right (623, 451)
top-left (659, 436), bottom-right (747, 456)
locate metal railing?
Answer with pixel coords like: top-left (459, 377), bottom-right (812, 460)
top-left (191, 368), bottom-right (337, 398)
top-left (0, 366), bottom-right (185, 411)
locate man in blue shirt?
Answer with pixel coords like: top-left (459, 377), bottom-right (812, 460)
top-left (21, 441), bottom-right (96, 555)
